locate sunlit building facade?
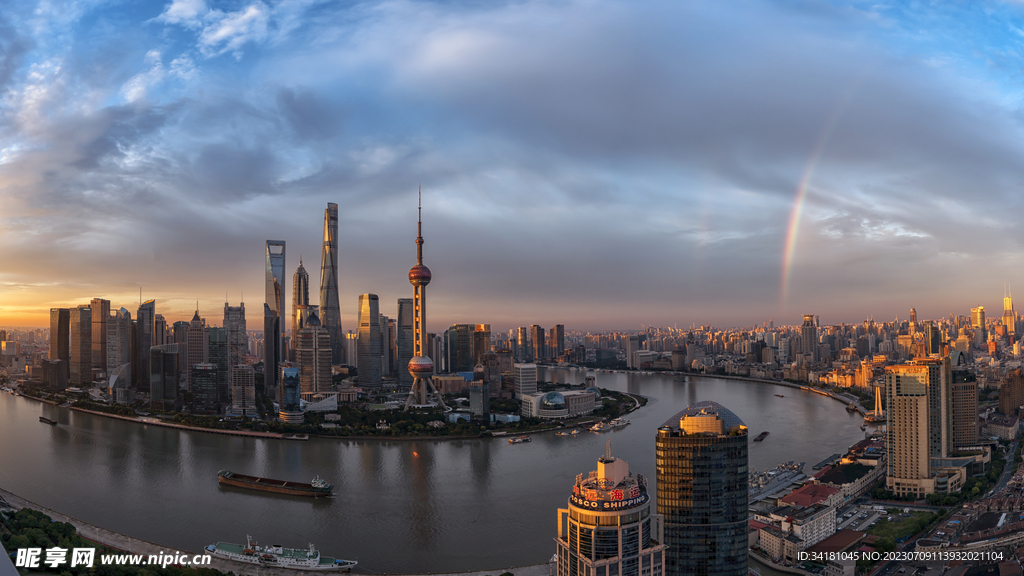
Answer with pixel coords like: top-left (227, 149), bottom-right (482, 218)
top-left (357, 294), bottom-right (382, 387)
top-left (656, 401), bottom-right (748, 576)
top-left (555, 446), bottom-right (667, 576)
top-left (70, 305), bottom-right (92, 386)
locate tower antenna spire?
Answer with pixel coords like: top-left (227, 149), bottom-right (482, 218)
top-left (416, 184), bottom-right (424, 265)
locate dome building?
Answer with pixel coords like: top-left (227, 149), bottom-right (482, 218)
top-left (521, 390), bottom-right (597, 419)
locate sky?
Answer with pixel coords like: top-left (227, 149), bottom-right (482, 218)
top-left (3, 0), bottom-right (1024, 332)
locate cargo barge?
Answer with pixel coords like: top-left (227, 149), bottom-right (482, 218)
top-left (217, 470), bottom-right (333, 497)
top-left (39, 417), bottom-right (57, 425)
top-left (754, 431), bottom-right (769, 442)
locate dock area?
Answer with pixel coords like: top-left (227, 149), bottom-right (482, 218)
top-left (812, 453), bottom-right (843, 470)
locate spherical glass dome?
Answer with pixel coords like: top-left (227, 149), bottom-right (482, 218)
top-left (585, 387), bottom-right (601, 398)
top-left (541, 391), bottom-right (566, 411)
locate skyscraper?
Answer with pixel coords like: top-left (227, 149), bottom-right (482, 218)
top-left (150, 344), bottom-right (179, 411)
top-left (397, 299), bottom-right (414, 388)
top-left (445, 324), bottom-right (473, 373)
top-left (265, 240), bottom-right (286, 394)
top-left (319, 203), bottom-right (344, 365)
top-left (292, 259), bottom-right (310, 361)
top-left (186, 310), bottom-right (207, 390)
top-left (264, 304), bottom-right (280, 399)
top-left (223, 301), bottom-right (247, 366)
top-left (800, 314), bottom-right (817, 362)
top-left (531, 325), bottom-right (546, 362)
top-left (357, 294), bottom-right (382, 387)
top-left (555, 443), bottom-right (667, 576)
top-left (106, 307), bottom-right (131, 378)
top-left (153, 314), bottom-right (167, 346)
top-left (296, 310), bottom-right (332, 394)
top-left (404, 190), bottom-right (446, 409)
top-left (1004, 286), bottom-right (1016, 337)
top-left (49, 308), bottom-right (70, 380)
top-left (380, 314), bottom-right (393, 377)
top-left (549, 324), bottom-right (565, 360)
top-left (90, 298), bottom-right (110, 374)
top-left (135, 300), bottom-right (155, 391)
top-left (207, 326), bottom-right (231, 403)
top-left (472, 324), bottom-right (491, 366)
top-left (279, 364), bottom-right (303, 422)
top-left (231, 364), bottom-right (256, 416)
top-left (70, 306), bottom-right (92, 386)
top-left (515, 326), bottom-right (531, 362)
top-left (656, 401), bottom-right (748, 576)
top-left (885, 356), bottom-right (957, 497)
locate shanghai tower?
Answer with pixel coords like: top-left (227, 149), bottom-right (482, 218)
top-left (319, 203), bottom-right (344, 365)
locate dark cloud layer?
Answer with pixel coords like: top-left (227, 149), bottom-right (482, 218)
top-left (2, 0), bottom-right (1024, 329)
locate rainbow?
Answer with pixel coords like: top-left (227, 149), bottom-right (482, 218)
top-left (779, 78), bottom-right (863, 305)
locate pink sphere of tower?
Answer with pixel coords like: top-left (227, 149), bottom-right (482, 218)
top-left (408, 264), bottom-right (432, 285)
top-left (409, 355), bottom-right (434, 376)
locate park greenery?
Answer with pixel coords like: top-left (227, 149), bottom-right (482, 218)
top-left (1, 508), bottom-right (229, 576)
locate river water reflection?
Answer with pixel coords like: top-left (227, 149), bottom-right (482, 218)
top-left (0, 370), bottom-right (866, 572)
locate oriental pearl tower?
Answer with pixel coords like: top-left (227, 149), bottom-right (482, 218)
top-left (404, 188), bottom-right (447, 411)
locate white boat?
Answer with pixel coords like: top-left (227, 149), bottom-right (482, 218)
top-left (205, 536), bottom-right (356, 571)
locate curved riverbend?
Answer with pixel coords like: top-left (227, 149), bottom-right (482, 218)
top-left (0, 371), bottom-right (866, 573)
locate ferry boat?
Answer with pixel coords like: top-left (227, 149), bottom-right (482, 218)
top-left (39, 417), bottom-right (57, 426)
top-left (754, 431), bottom-right (769, 442)
top-left (556, 429), bottom-right (580, 437)
top-left (846, 402), bottom-right (858, 412)
top-left (508, 436), bottom-right (531, 444)
top-left (205, 536), bottom-right (356, 571)
top-left (589, 422), bottom-right (608, 432)
top-left (609, 418), bottom-right (630, 429)
top-left (217, 471), bottom-right (333, 497)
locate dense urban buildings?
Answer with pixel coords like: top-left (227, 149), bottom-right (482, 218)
top-left (555, 445), bottom-right (667, 576)
top-left (656, 401), bottom-right (748, 576)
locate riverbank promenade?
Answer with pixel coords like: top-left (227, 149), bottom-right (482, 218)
top-left (0, 488), bottom-right (552, 576)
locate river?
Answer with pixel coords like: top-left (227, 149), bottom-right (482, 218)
top-left (0, 370), bottom-right (866, 573)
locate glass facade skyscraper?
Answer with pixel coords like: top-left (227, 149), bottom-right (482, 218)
top-left (556, 444), bottom-right (667, 576)
top-left (656, 401), bottom-right (748, 576)
top-left (265, 240), bottom-right (285, 394)
top-left (319, 203), bottom-right (344, 365)
top-left (357, 294), bottom-right (381, 386)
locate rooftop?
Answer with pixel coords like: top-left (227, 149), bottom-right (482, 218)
top-left (816, 463), bottom-right (872, 486)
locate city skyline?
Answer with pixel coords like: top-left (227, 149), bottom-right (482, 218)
top-left (4, 1), bottom-right (1024, 329)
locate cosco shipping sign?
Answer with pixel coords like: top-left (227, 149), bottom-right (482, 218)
top-left (569, 494), bottom-right (648, 510)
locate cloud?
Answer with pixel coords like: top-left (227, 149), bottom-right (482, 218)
top-left (198, 3), bottom-right (270, 57)
top-left (6, 0), bottom-right (1024, 328)
top-left (156, 0), bottom-right (208, 27)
